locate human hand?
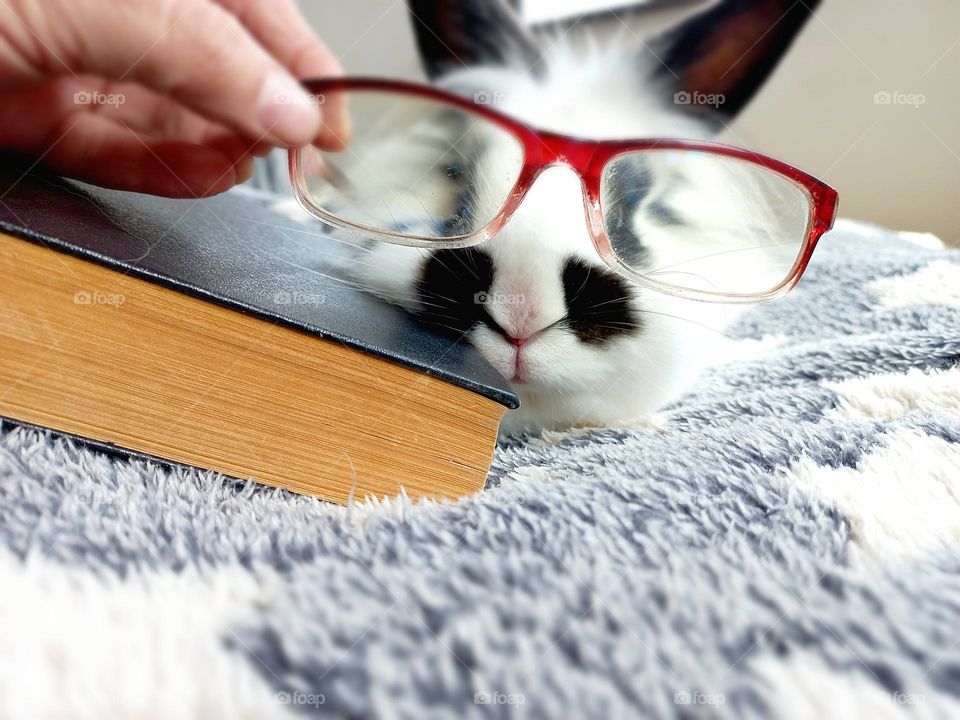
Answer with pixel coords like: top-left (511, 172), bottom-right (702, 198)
top-left (0, 0), bottom-right (341, 197)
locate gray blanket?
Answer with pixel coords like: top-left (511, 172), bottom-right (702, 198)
top-left (1, 217), bottom-right (958, 720)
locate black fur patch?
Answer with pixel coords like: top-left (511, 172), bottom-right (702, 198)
top-left (416, 248), bottom-right (495, 337)
top-left (561, 258), bottom-right (641, 345)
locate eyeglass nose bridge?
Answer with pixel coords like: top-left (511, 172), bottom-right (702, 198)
top-left (533, 130), bottom-right (601, 169)
top-left (513, 131), bottom-right (614, 262)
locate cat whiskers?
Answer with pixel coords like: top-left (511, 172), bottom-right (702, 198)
top-left (634, 310), bottom-right (738, 341)
top-left (579, 309), bottom-right (738, 341)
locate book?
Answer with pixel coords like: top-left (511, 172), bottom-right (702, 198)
top-left (0, 161), bottom-right (518, 504)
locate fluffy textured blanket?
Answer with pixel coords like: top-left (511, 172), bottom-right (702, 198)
top-left (1, 215), bottom-right (958, 720)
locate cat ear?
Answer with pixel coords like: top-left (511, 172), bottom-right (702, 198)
top-left (648, 0), bottom-right (820, 125)
top-left (406, 0), bottom-right (543, 79)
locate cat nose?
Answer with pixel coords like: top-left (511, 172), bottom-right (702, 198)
top-left (483, 315), bottom-right (533, 347)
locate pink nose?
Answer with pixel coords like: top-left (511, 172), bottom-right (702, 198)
top-left (507, 335), bottom-right (528, 348)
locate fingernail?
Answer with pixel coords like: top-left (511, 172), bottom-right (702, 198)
top-left (258, 72), bottom-right (322, 146)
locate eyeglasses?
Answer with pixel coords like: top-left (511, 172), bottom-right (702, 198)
top-left (289, 78), bottom-right (838, 304)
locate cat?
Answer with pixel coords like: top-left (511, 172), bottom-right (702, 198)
top-left (309, 0), bottom-right (820, 433)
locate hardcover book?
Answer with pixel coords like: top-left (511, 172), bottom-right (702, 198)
top-left (0, 161), bottom-right (517, 504)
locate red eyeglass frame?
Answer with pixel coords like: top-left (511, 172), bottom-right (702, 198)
top-left (290, 77), bottom-right (839, 304)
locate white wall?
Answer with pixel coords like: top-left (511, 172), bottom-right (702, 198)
top-left (730, 1), bottom-right (960, 246)
top-left (302, 1), bottom-right (960, 245)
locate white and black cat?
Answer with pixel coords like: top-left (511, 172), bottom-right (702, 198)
top-left (308, 0), bottom-right (819, 433)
